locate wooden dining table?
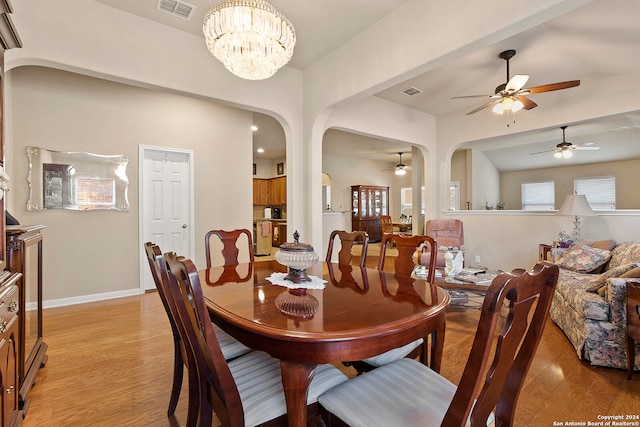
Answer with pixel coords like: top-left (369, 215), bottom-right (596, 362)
top-left (199, 260), bottom-right (450, 427)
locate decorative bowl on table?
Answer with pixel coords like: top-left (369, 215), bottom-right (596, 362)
top-left (273, 231), bottom-right (320, 318)
top-left (274, 231), bottom-right (319, 284)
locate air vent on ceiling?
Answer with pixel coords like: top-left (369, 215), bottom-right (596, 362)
top-left (156, 0), bottom-right (195, 20)
top-left (401, 87), bottom-right (423, 96)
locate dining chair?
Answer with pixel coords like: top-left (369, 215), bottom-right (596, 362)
top-left (343, 233), bottom-right (438, 375)
top-left (145, 242), bottom-right (252, 426)
top-left (144, 242), bottom-right (199, 426)
top-left (326, 230), bottom-right (369, 268)
top-left (380, 215), bottom-right (394, 236)
top-left (379, 233), bottom-right (437, 279)
top-left (163, 252), bottom-right (349, 427)
top-left (319, 261), bottom-right (559, 427)
top-left (205, 229), bottom-right (254, 268)
top-left (626, 280), bottom-right (640, 379)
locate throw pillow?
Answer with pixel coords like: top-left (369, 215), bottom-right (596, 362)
top-left (588, 240), bottom-right (617, 273)
top-left (590, 239), bottom-right (616, 251)
top-left (586, 263), bottom-right (640, 293)
top-left (557, 245), bottom-right (612, 273)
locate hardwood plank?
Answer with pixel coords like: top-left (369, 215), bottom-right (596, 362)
top-left (20, 285), bottom-right (640, 426)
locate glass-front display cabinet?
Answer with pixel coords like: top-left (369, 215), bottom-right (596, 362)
top-left (351, 185), bottom-right (389, 242)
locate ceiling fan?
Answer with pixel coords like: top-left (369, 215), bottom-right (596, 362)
top-left (530, 126), bottom-right (600, 159)
top-left (382, 152), bottom-right (411, 175)
top-left (453, 49), bottom-right (580, 116)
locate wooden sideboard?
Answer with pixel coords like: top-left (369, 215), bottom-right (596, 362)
top-left (0, 272), bottom-right (20, 427)
top-left (6, 225), bottom-right (47, 420)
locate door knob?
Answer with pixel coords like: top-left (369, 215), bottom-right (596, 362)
top-left (182, 224), bottom-right (188, 229)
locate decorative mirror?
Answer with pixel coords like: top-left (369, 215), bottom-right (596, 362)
top-left (26, 146), bottom-right (129, 211)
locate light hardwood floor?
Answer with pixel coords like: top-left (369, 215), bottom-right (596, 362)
top-left (21, 287), bottom-right (640, 426)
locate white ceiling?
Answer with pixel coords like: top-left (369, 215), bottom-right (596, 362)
top-left (95, 0), bottom-right (640, 171)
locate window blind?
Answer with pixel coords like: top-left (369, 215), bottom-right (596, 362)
top-left (574, 176), bottom-right (616, 210)
top-left (522, 181), bottom-right (555, 210)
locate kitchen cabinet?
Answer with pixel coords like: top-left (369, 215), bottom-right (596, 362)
top-left (351, 185), bottom-right (389, 242)
top-left (253, 179), bottom-right (270, 206)
top-left (253, 177), bottom-right (287, 206)
top-left (269, 177), bottom-right (286, 206)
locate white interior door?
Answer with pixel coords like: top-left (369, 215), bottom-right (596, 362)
top-left (140, 146), bottom-right (194, 291)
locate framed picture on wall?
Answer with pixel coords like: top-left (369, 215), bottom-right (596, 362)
top-left (277, 162), bottom-right (284, 175)
top-left (253, 163), bottom-right (257, 175)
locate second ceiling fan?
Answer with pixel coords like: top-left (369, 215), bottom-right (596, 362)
top-left (453, 49), bottom-right (580, 115)
top-left (531, 125), bottom-right (600, 159)
top-left (381, 152), bottom-right (411, 175)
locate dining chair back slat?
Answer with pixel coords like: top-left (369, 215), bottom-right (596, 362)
top-left (326, 230), bottom-right (369, 268)
top-left (378, 233), bottom-right (437, 282)
top-left (205, 229), bottom-right (254, 268)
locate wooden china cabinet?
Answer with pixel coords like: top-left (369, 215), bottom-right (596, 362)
top-left (351, 185), bottom-right (389, 242)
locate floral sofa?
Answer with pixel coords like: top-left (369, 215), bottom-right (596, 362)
top-left (549, 240), bottom-right (640, 370)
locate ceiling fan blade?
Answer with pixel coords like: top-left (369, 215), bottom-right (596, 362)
top-left (523, 80), bottom-right (581, 95)
top-left (452, 94), bottom-right (497, 99)
top-left (574, 146), bottom-right (600, 151)
top-left (466, 99), bottom-right (497, 115)
top-left (505, 74), bottom-right (529, 92)
top-left (530, 148), bottom-right (557, 155)
top-left (515, 95), bottom-right (537, 110)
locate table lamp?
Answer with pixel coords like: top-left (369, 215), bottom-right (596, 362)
top-left (557, 194), bottom-right (596, 241)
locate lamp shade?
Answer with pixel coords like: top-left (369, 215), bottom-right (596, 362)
top-left (557, 194), bottom-right (596, 217)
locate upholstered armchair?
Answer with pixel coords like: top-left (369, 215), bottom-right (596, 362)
top-left (418, 219), bottom-right (464, 267)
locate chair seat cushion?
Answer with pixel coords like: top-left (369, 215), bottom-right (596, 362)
top-left (361, 338), bottom-right (423, 367)
top-left (229, 351), bottom-right (348, 427)
top-left (213, 324), bottom-right (252, 360)
top-left (319, 358), bottom-right (494, 427)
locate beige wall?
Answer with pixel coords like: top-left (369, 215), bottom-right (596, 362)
top-left (500, 158), bottom-right (640, 210)
top-left (321, 152), bottom-right (411, 223)
top-left (7, 66), bottom-right (253, 305)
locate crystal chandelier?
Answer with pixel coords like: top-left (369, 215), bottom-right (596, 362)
top-left (203, 0), bottom-right (296, 80)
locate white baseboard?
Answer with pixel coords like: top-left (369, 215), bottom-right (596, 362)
top-left (35, 288), bottom-right (143, 310)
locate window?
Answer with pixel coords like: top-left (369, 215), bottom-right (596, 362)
top-left (574, 176), bottom-right (615, 210)
top-left (449, 181), bottom-right (460, 211)
top-left (522, 181), bottom-right (555, 210)
top-left (400, 186), bottom-right (426, 217)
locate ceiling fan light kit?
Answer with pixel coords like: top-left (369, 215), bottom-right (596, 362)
top-left (453, 49), bottom-right (580, 117)
top-left (394, 152), bottom-right (408, 175)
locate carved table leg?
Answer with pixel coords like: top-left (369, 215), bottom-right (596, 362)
top-left (280, 360), bottom-right (316, 427)
top-left (430, 317), bottom-right (446, 373)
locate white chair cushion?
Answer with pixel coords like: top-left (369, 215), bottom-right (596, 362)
top-left (229, 351), bottom-right (349, 427)
top-left (361, 338), bottom-right (423, 367)
top-left (318, 358), bottom-right (494, 427)
top-left (213, 324), bottom-right (252, 360)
